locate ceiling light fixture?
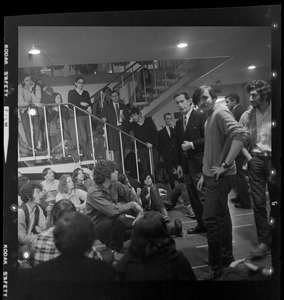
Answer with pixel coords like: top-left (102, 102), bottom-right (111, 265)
top-left (177, 42), bottom-right (188, 48)
top-left (248, 65), bottom-right (256, 70)
top-left (28, 45), bottom-right (41, 55)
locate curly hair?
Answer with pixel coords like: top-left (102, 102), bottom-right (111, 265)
top-left (92, 160), bottom-right (118, 185)
top-left (246, 80), bottom-right (271, 102)
top-left (19, 181), bottom-right (43, 203)
top-left (58, 174), bottom-right (73, 194)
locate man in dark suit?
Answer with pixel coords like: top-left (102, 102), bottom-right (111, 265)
top-left (225, 93), bottom-right (252, 209)
top-left (225, 93), bottom-right (246, 122)
top-left (158, 113), bottom-right (177, 190)
top-left (174, 91), bottom-right (207, 234)
top-left (101, 90), bottom-right (130, 170)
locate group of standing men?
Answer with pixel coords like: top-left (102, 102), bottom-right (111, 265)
top-left (157, 80), bottom-right (275, 280)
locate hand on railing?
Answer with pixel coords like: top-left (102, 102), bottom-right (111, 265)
top-left (146, 142), bottom-right (153, 148)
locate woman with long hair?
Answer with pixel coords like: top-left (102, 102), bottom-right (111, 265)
top-left (55, 174), bottom-right (86, 214)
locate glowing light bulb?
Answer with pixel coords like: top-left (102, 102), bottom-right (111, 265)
top-left (177, 42), bottom-right (188, 48)
top-left (28, 46), bottom-right (40, 55)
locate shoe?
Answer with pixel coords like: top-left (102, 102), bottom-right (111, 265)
top-left (164, 200), bottom-right (175, 211)
top-left (160, 208), bottom-right (170, 223)
top-left (204, 257), bottom-right (235, 268)
top-left (234, 203), bottom-right (252, 209)
top-left (172, 219), bottom-right (183, 237)
top-left (198, 266), bottom-right (223, 281)
top-left (222, 257), bottom-right (235, 267)
top-left (185, 205), bottom-right (196, 219)
top-left (187, 224), bottom-right (207, 234)
top-left (250, 243), bottom-right (270, 260)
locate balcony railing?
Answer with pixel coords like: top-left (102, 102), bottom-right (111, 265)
top-left (18, 102), bottom-right (154, 181)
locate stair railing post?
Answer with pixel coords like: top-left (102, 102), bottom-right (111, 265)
top-left (73, 106), bottom-right (81, 158)
top-left (134, 139), bottom-right (140, 182)
top-left (58, 104), bottom-right (65, 157)
top-left (28, 107), bottom-right (36, 158)
top-left (148, 146), bottom-right (154, 179)
top-left (43, 105), bottom-right (50, 156)
top-left (119, 131), bottom-right (125, 174)
top-left (89, 114), bottom-right (95, 163)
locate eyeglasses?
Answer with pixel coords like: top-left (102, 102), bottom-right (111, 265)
top-left (77, 81), bottom-right (84, 84)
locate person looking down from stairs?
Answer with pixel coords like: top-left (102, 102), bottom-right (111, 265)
top-left (68, 76), bottom-right (92, 161)
top-left (128, 107), bottom-right (158, 180)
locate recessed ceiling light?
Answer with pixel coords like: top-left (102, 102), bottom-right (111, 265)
top-left (248, 65), bottom-right (256, 70)
top-left (177, 42), bottom-right (188, 48)
top-left (28, 45), bottom-right (41, 55)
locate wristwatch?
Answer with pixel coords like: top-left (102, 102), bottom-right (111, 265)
top-left (222, 162), bottom-right (230, 169)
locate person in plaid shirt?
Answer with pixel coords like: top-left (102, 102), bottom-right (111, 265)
top-left (34, 199), bottom-right (102, 266)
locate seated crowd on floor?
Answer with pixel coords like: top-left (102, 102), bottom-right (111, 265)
top-left (16, 79), bottom-right (276, 296)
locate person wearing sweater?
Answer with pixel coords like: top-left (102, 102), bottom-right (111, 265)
top-left (68, 76), bottom-right (92, 160)
top-left (195, 85), bottom-right (247, 281)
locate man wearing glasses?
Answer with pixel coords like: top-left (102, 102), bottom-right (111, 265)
top-left (68, 76), bottom-right (92, 160)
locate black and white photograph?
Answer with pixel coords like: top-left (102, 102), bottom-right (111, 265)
top-left (3, 6), bottom-right (281, 300)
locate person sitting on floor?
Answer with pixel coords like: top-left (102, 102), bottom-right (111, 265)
top-left (86, 160), bottom-right (144, 256)
top-left (34, 199), bottom-right (105, 266)
top-left (115, 211), bottom-right (196, 281)
top-left (71, 167), bottom-right (93, 192)
top-left (15, 211), bottom-right (118, 300)
top-left (18, 182), bottom-right (53, 266)
top-left (55, 174), bottom-right (87, 214)
top-left (138, 173), bottom-right (183, 237)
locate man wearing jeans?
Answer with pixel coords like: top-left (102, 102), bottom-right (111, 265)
top-left (196, 86), bottom-right (247, 280)
top-left (239, 80), bottom-right (272, 259)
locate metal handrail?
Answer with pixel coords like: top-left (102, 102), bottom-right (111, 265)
top-left (89, 61), bottom-right (143, 103)
top-left (18, 102), bottom-right (154, 179)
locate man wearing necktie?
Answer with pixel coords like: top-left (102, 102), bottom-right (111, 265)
top-left (158, 113), bottom-right (178, 190)
top-left (101, 90), bottom-right (130, 170)
top-left (174, 91), bottom-right (207, 234)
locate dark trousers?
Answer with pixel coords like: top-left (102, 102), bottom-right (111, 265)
top-left (163, 159), bottom-right (176, 190)
top-left (20, 110), bottom-right (41, 148)
top-left (248, 156), bottom-right (272, 245)
top-left (203, 174), bottom-right (236, 271)
top-left (94, 214), bottom-right (134, 252)
top-left (235, 155), bottom-right (251, 207)
top-left (138, 147), bottom-right (157, 179)
top-left (76, 115), bottom-right (91, 157)
top-left (184, 171), bottom-right (205, 226)
top-left (149, 185), bottom-right (165, 211)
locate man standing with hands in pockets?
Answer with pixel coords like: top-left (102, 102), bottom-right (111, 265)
top-left (195, 85), bottom-right (247, 280)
